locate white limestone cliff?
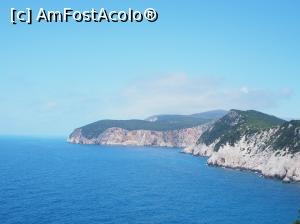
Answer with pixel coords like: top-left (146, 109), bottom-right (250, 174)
top-left (68, 125), bottom-right (209, 148)
top-left (68, 119), bottom-right (300, 182)
top-left (183, 129), bottom-right (300, 182)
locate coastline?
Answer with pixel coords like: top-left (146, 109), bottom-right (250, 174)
top-left (68, 135), bottom-right (300, 183)
top-left (183, 143), bottom-right (300, 183)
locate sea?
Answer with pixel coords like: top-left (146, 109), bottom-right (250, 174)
top-left (0, 136), bottom-right (299, 224)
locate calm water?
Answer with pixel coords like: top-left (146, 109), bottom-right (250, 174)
top-left (0, 137), bottom-right (299, 224)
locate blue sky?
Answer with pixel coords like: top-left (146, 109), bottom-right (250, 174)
top-left (0, 0), bottom-right (299, 136)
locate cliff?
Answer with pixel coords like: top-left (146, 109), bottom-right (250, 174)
top-left (184, 110), bottom-right (300, 182)
top-left (68, 125), bottom-right (209, 148)
top-left (68, 110), bottom-right (225, 147)
top-left (68, 109), bottom-right (300, 182)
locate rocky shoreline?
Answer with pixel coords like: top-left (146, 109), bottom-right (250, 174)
top-left (68, 110), bottom-right (300, 183)
top-left (183, 143), bottom-right (300, 183)
top-left (68, 125), bottom-right (209, 148)
top-left (68, 126), bottom-right (300, 183)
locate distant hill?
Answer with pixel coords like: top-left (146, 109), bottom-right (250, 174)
top-left (69, 109), bottom-right (300, 182)
top-left (75, 110), bottom-right (226, 139)
top-left (198, 109), bottom-right (286, 150)
top-left (145, 110), bottom-right (228, 122)
top-left (190, 110), bottom-right (228, 120)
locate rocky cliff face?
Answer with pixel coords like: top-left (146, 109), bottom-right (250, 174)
top-left (184, 111), bottom-right (300, 182)
top-left (68, 125), bottom-right (209, 148)
top-left (68, 109), bottom-right (300, 183)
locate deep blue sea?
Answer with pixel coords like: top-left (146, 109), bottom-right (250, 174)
top-left (0, 137), bottom-right (299, 224)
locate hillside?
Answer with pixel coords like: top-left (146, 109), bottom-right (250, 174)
top-left (184, 110), bottom-right (300, 182)
top-left (198, 109), bottom-right (286, 151)
top-left (272, 120), bottom-right (300, 153)
top-left (146, 110), bottom-right (227, 122)
top-left (72, 110), bottom-right (226, 140)
top-left (190, 110), bottom-right (228, 120)
top-left (69, 109), bottom-right (300, 182)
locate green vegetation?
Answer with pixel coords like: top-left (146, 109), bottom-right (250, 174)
top-left (78, 110), bottom-right (228, 139)
top-left (190, 110), bottom-right (228, 120)
top-left (197, 109), bottom-right (285, 151)
top-left (74, 109), bottom-right (300, 154)
top-left (273, 120), bottom-right (300, 153)
top-left (80, 118), bottom-right (210, 139)
top-left (146, 110), bottom-right (228, 122)
top-left (235, 110), bottom-right (285, 130)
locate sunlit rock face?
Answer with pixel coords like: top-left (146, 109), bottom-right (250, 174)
top-left (184, 111), bottom-right (300, 182)
top-left (204, 131), bottom-right (300, 182)
top-left (68, 125), bottom-right (210, 148)
top-left (69, 109), bottom-right (300, 182)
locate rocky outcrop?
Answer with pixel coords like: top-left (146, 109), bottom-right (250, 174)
top-left (184, 143), bottom-right (300, 183)
top-left (183, 118), bottom-right (300, 182)
top-left (68, 109), bottom-right (300, 183)
top-left (68, 125), bottom-right (210, 148)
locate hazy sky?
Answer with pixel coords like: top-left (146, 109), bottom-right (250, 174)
top-left (1, 0), bottom-right (299, 136)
